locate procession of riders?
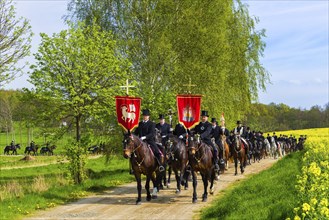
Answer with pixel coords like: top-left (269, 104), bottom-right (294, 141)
top-left (3, 140), bottom-right (57, 156)
top-left (131, 108), bottom-right (307, 176)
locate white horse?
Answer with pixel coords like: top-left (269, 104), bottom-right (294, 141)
top-left (270, 137), bottom-right (278, 159)
top-left (264, 138), bottom-right (271, 158)
top-left (121, 106), bottom-right (136, 122)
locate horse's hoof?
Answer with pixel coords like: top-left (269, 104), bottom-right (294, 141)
top-left (136, 200), bottom-right (142, 205)
top-left (167, 183), bottom-right (170, 188)
top-left (184, 186), bottom-right (188, 190)
top-left (202, 197), bottom-right (207, 202)
top-left (159, 185), bottom-right (164, 190)
top-left (192, 198), bottom-right (197, 203)
top-left (210, 188), bottom-right (214, 195)
top-left (234, 173), bottom-right (237, 176)
top-left (146, 195), bottom-right (151, 201)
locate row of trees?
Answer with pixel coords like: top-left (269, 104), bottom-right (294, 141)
top-left (2, 89), bottom-right (328, 135)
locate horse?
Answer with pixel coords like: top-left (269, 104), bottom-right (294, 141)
top-left (40, 145), bottom-right (56, 156)
top-left (270, 137), bottom-right (281, 159)
top-left (24, 145), bottom-right (39, 156)
top-left (123, 133), bottom-right (163, 205)
top-left (165, 134), bottom-right (188, 194)
top-left (155, 129), bottom-right (168, 189)
top-left (4, 144), bottom-right (21, 155)
top-left (252, 139), bottom-right (262, 163)
top-left (188, 134), bottom-right (216, 203)
top-left (220, 135), bottom-right (230, 172)
top-left (231, 135), bottom-right (247, 175)
top-left (263, 138), bottom-right (271, 158)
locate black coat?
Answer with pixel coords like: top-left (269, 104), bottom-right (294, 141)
top-left (195, 121), bottom-right (212, 141)
top-left (134, 120), bottom-right (156, 141)
top-left (211, 125), bottom-right (221, 143)
top-left (173, 123), bottom-right (187, 136)
top-left (156, 122), bottom-right (171, 138)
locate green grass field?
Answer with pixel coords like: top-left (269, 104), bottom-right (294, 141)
top-left (0, 155), bottom-right (134, 220)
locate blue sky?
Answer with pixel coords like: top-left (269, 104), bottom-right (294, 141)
top-left (4, 0), bottom-right (329, 110)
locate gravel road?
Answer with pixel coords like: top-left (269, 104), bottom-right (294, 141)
top-left (25, 158), bottom-right (277, 220)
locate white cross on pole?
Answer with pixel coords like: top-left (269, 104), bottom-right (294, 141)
top-left (120, 79), bottom-right (135, 95)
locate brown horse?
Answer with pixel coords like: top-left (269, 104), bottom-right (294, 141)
top-left (188, 134), bottom-right (216, 203)
top-left (123, 133), bottom-right (162, 205)
top-left (165, 134), bottom-right (188, 194)
top-left (220, 135), bottom-right (230, 172)
top-left (231, 135), bottom-right (247, 175)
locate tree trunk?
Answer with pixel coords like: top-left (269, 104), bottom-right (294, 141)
top-left (76, 114), bottom-right (81, 142)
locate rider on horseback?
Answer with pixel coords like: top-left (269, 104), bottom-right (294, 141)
top-left (156, 114), bottom-right (171, 146)
top-left (134, 109), bottom-right (165, 172)
top-left (173, 123), bottom-right (187, 144)
top-left (210, 118), bottom-right (225, 165)
top-left (233, 121), bottom-right (249, 156)
top-left (194, 110), bottom-right (219, 172)
top-left (10, 140), bottom-right (15, 148)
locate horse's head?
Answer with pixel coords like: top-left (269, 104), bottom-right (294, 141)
top-left (155, 128), bottom-right (162, 145)
top-left (165, 139), bottom-right (173, 160)
top-left (233, 135), bottom-right (241, 151)
top-left (16, 144), bottom-right (21, 149)
top-left (123, 133), bottom-right (141, 159)
top-left (188, 134), bottom-right (200, 155)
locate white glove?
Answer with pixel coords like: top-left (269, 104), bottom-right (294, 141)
top-left (141, 136), bottom-right (146, 140)
top-left (170, 128), bottom-right (174, 132)
top-left (179, 135), bottom-right (183, 139)
top-left (162, 135), bottom-right (166, 138)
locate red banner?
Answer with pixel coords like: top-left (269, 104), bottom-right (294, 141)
top-left (115, 96), bottom-right (142, 132)
top-left (176, 94), bottom-right (202, 130)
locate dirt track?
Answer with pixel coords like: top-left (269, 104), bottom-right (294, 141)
top-left (25, 158), bottom-right (277, 220)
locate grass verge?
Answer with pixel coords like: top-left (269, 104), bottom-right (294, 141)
top-left (200, 151), bottom-right (304, 220)
top-left (0, 155), bottom-right (134, 220)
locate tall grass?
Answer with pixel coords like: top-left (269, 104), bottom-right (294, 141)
top-left (0, 155), bottom-right (134, 220)
top-left (200, 149), bottom-right (303, 220)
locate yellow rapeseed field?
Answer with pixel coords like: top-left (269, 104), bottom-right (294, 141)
top-left (283, 128), bottom-right (329, 220)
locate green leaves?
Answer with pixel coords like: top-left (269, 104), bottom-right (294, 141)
top-left (0, 0), bottom-right (33, 87)
top-left (29, 22), bottom-right (131, 141)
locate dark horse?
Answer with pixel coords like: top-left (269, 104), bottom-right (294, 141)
top-left (188, 134), bottom-right (216, 203)
top-left (24, 145), bottom-right (39, 156)
top-left (165, 134), bottom-right (188, 194)
top-left (231, 135), bottom-right (247, 175)
top-left (4, 144), bottom-right (21, 155)
top-left (40, 145), bottom-right (56, 156)
top-left (123, 133), bottom-right (163, 205)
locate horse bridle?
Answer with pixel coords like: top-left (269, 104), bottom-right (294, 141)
top-left (234, 135), bottom-right (242, 153)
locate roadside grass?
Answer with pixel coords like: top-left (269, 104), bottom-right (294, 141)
top-left (200, 151), bottom-right (304, 220)
top-left (0, 155), bottom-right (134, 220)
top-left (0, 155), bottom-right (62, 168)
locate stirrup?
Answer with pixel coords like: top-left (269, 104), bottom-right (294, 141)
top-left (159, 165), bottom-right (165, 172)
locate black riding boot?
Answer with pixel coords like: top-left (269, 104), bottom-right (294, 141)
top-left (214, 156), bottom-right (219, 172)
top-left (155, 154), bottom-right (165, 172)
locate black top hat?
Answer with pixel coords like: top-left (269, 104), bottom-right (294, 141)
top-left (201, 110), bottom-right (209, 117)
top-left (211, 118), bottom-right (216, 123)
top-left (236, 120), bottom-right (242, 124)
top-left (158, 114), bottom-right (165, 119)
top-left (142, 109), bottom-right (150, 116)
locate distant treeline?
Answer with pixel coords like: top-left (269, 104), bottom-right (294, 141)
top-left (245, 103), bottom-right (329, 132)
